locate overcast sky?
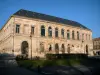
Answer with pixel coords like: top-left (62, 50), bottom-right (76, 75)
top-left (0, 0), bottom-right (100, 38)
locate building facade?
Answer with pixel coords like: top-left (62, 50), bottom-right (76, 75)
top-left (0, 9), bottom-right (93, 58)
top-left (93, 37), bottom-right (100, 55)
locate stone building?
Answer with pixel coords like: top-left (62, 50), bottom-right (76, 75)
top-left (0, 9), bottom-right (93, 58)
top-left (93, 37), bottom-right (100, 55)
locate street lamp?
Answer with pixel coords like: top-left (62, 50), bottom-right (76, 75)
top-left (30, 25), bottom-right (34, 60)
top-left (30, 32), bottom-right (32, 60)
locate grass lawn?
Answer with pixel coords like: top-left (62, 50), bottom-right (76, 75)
top-left (17, 58), bottom-right (82, 68)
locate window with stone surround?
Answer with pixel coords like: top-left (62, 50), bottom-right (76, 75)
top-left (49, 44), bottom-right (52, 51)
top-left (31, 26), bottom-right (34, 35)
top-left (55, 27), bottom-right (58, 37)
top-left (67, 30), bottom-right (70, 40)
top-left (72, 30), bottom-right (75, 40)
top-left (55, 43), bottom-right (59, 53)
top-left (16, 24), bottom-right (20, 33)
top-left (48, 26), bottom-right (52, 37)
top-left (61, 44), bottom-right (65, 53)
top-left (41, 25), bottom-right (45, 36)
top-left (77, 31), bottom-right (79, 40)
top-left (61, 29), bottom-right (64, 38)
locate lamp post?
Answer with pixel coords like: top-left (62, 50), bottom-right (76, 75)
top-left (30, 32), bottom-right (32, 60)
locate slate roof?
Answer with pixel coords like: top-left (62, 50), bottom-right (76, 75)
top-left (93, 37), bottom-right (100, 41)
top-left (13, 9), bottom-right (90, 30)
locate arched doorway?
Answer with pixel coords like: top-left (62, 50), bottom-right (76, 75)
top-left (61, 44), bottom-right (65, 54)
top-left (86, 45), bottom-right (88, 55)
top-left (21, 41), bottom-right (28, 57)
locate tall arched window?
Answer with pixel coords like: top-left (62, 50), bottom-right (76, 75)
top-left (72, 31), bottom-right (75, 39)
top-left (55, 28), bottom-right (58, 37)
top-left (67, 30), bottom-right (70, 39)
top-left (67, 44), bottom-right (70, 54)
top-left (49, 44), bottom-right (52, 51)
top-left (62, 44), bottom-right (65, 54)
top-left (48, 27), bottom-right (52, 37)
top-left (41, 25), bottom-right (45, 36)
top-left (55, 43), bottom-right (59, 53)
top-left (77, 31), bottom-right (79, 40)
top-left (61, 29), bottom-right (64, 38)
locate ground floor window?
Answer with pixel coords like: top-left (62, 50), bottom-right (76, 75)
top-left (55, 43), bottom-right (59, 53)
top-left (49, 44), bottom-right (52, 51)
top-left (61, 44), bottom-right (65, 54)
top-left (40, 42), bottom-right (44, 52)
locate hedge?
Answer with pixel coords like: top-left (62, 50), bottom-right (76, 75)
top-left (45, 53), bottom-right (88, 59)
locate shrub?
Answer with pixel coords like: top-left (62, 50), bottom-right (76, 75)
top-left (45, 53), bottom-right (88, 60)
top-left (32, 56), bottom-right (40, 60)
top-left (16, 54), bottom-right (28, 60)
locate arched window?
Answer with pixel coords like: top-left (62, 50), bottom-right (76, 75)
top-left (62, 44), bottom-right (65, 54)
top-left (41, 25), bottom-right (45, 36)
top-left (61, 29), bottom-right (64, 38)
top-left (55, 43), bottom-right (59, 53)
top-left (55, 28), bottom-right (58, 37)
top-left (72, 31), bottom-right (75, 39)
top-left (67, 30), bottom-right (70, 39)
top-left (48, 27), bottom-right (52, 37)
top-left (77, 31), bottom-right (79, 40)
top-left (67, 44), bottom-right (70, 54)
top-left (49, 44), bottom-right (52, 51)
